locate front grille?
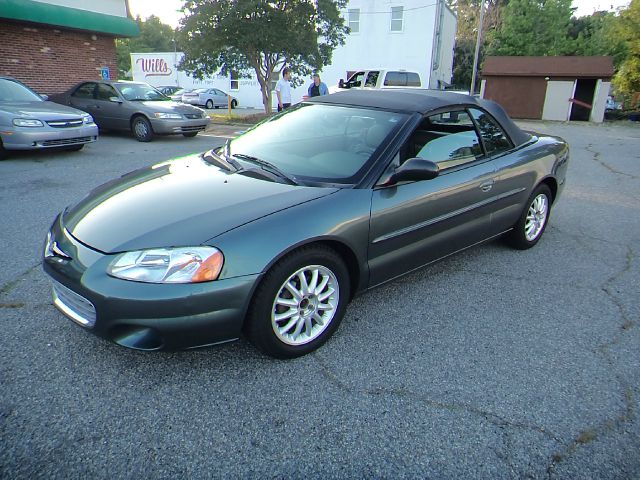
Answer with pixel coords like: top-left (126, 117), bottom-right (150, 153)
top-left (46, 119), bottom-right (83, 128)
top-left (52, 281), bottom-right (96, 328)
top-left (184, 113), bottom-right (202, 119)
top-left (41, 137), bottom-right (92, 147)
top-left (179, 125), bottom-right (206, 133)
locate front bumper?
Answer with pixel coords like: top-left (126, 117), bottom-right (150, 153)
top-left (150, 117), bottom-right (210, 135)
top-left (1, 124), bottom-right (98, 150)
top-left (42, 214), bottom-right (259, 351)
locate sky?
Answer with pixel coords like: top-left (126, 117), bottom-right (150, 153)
top-left (127, 0), bottom-right (633, 29)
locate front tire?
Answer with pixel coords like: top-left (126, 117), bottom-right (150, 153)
top-left (132, 116), bottom-right (153, 142)
top-left (182, 132), bottom-right (198, 138)
top-left (245, 245), bottom-right (350, 358)
top-left (231, 99), bottom-right (237, 109)
top-left (205, 99), bottom-right (213, 109)
top-left (66, 144), bottom-right (84, 152)
top-left (506, 184), bottom-right (552, 249)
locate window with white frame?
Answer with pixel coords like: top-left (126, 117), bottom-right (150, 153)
top-left (391, 6), bottom-right (403, 32)
top-left (348, 8), bottom-right (360, 33)
top-left (230, 71), bottom-right (239, 90)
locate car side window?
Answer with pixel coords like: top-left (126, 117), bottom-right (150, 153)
top-left (72, 83), bottom-right (96, 99)
top-left (365, 71), bottom-right (379, 87)
top-left (468, 108), bottom-right (513, 155)
top-left (96, 84), bottom-right (118, 101)
top-left (347, 71), bottom-right (365, 88)
top-left (403, 110), bottom-right (484, 170)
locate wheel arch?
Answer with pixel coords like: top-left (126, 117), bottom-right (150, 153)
top-left (254, 237), bottom-right (364, 303)
top-left (538, 176), bottom-right (558, 204)
top-left (129, 112), bottom-right (151, 128)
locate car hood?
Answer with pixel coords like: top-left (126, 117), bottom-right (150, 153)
top-left (0, 101), bottom-right (87, 119)
top-left (63, 154), bottom-right (338, 253)
top-left (138, 100), bottom-right (203, 114)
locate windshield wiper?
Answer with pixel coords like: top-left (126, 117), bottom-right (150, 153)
top-left (231, 153), bottom-right (298, 185)
top-left (201, 149), bottom-right (240, 172)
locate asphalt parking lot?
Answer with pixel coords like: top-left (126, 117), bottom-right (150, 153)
top-left (1, 122), bottom-right (639, 479)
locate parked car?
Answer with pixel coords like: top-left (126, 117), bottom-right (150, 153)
top-left (157, 85), bottom-right (182, 97)
top-left (50, 81), bottom-right (210, 142)
top-left (334, 69), bottom-right (422, 93)
top-left (182, 87), bottom-right (238, 109)
top-left (169, 88), bottom-right (192, 102)
top-left (43, 89), bottom-right (569, 358)
top-left (0, 76), bottom-right (97, 159)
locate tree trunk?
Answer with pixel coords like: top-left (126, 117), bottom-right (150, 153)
top-left (259, 78), bottom-right (272, 114)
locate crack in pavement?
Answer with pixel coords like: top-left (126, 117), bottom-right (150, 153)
top-left (0, 262), bottom-right (42, 297)
top-left (586, 144), bottom-right (640, 181)
top-left (545, 246), bottom-right (637, 478)
top-left (312, 353), bottom-right (562, 445)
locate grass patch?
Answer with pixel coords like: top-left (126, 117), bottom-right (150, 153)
top-left (208, 112), bottom-right (273, 125)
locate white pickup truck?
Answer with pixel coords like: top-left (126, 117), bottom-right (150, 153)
top-left (335, 69), bottom-right (423, 91)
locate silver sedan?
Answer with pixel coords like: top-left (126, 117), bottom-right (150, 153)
top-left (0, 76), bottom-right (98, 159)
top-left (182, 88), bottom-right (238, 109)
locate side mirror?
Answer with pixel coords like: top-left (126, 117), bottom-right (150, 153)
top-left (109, 96), bottom-right (123, 103)
top-left (338, 79), bottom-right (345, 88)
top-left (40, 94), bottom-right (49, 101)
top-left (385, 158), bottom-right (439, 185)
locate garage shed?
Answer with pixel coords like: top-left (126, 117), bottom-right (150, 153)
top-left (480, 56), bottom-right (614, 123)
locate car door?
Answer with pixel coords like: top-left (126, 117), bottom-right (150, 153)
top-left (467, 107), bottom-right (533, 234)
top-left (94, 83), bottom-right (128, 130)
top-left (368, 109), bottom-right (498, 286)
top-left (68, 82), bottom-right (98, 118)
top-left (212, 89), bottom-right (227, 107)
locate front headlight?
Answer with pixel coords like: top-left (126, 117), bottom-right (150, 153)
top-left (82, 114), bottom-right (94, 124)
top-left (154, 112), bottom-right (183, 119)
top-left (13, 118), bottom-right (44, 127)
top-left (107, 246), bottom-right (224, 283)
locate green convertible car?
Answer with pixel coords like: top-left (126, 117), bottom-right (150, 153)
top-left (43, 89), bottom-right (569, 358)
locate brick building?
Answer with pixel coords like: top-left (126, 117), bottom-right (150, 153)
top-left (0, 0), bottom-right (138, 95)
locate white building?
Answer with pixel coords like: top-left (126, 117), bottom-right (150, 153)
top-left (131, 0), bottom-right (456, 109)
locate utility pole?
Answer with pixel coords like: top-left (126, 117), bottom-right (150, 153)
top-left (470, 0), bottom-right (485, 95)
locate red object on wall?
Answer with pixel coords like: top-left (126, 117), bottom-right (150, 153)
top-left (0, 21), bottom-right (118, 95)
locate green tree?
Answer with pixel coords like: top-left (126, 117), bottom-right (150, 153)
top-left (568, 12), bottom-right (626, 65)
top-left (612, 0), bottom-right (640, 104)
top-left (450, 0), bottom-right (509, 90)
top-left (177, 0), bottom-right (348, 113)
top-left (116, 15), bottom-right (178, 79)
top-left (487, 0), bottom-right (576, 56)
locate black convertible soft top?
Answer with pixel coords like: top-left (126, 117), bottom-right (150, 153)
top-left (307, 89), bottom-right (532, 147)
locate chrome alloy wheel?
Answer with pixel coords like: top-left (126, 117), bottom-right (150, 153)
top-left (271, 265), bottom-right (339, 346)
top-left (524, 193), bottom-right (549, 241)
top-left (134, 120), bottom-right (149, 138)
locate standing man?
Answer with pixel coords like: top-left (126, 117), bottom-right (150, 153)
top-left (275, 67), bottom-right (292, 112)
top-left (307, 73), bottom-right (329, 97)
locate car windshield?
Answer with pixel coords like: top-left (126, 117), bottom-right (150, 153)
top-left (0, 78), bottom-right (43, 102)
top-left (115, 84), bottom-right (168, 101)
top-left (228, 104), bottom-right (407, 183)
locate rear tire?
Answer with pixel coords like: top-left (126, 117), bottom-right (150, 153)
top-left (66, 144), bottom-right (84, 152)
top-left (505, 184), bottom-right (552, 250)
top-left (244, 245), bottom-right (350, 359)
top-left (182, 132), bottom-right (198, 138)
top-left (132, 116), bottom-right (153, 142)
top-left (231, 99), bottom-right (237, 109)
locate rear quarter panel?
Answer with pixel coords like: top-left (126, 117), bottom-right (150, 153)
top-left (490, 134), bottom-right (569, 233)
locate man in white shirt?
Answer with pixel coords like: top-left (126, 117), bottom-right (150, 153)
top-left (275, 67), bottom-right (292, 112)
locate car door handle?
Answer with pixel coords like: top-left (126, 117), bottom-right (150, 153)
top-left (479, 181), bottom-right (494, 192)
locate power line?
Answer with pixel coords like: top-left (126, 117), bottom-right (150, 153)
top-left (343, 3), bottom-right (439, 15)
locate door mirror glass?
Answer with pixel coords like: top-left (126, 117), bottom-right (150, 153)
top-left (109, 96), bottom-right (122, 103)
